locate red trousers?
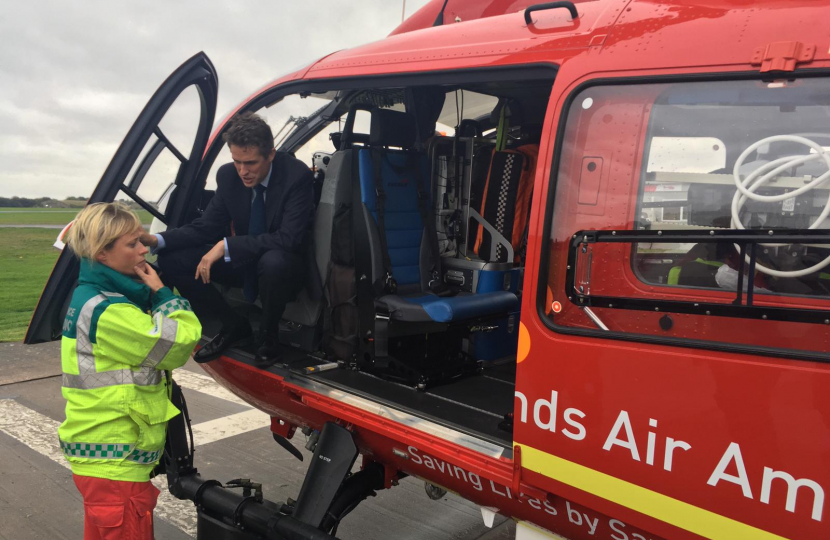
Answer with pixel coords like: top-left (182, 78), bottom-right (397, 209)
top-left (73, 475), bottom-right (160, 540)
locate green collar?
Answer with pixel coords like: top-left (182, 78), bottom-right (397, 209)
top-left (79, 259), bottom-right (152, 311)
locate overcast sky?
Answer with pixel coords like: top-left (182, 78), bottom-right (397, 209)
top-left (0, 0), bottom-right (432, 199)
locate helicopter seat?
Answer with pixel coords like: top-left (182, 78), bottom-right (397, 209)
top-left (356, 109), bottom-right (518, 380)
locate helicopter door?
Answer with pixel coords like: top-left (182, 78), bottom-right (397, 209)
top-left (24, 52), bottom-right (218, 344)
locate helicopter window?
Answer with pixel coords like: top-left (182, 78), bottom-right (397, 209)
top-left (543, 77), bottom-right (830, 358)
top-left (116, 85), bottom-right (205, 224)
top-left (435, 90), bottom-right (500, 135)
top-left (200, 93), bottom-right (336, 192)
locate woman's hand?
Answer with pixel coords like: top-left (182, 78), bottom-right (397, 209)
top-left (135, 261), bottom-right (165, 293)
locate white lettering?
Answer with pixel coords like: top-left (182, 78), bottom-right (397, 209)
top-left (533, 391), bottom-right (558, 432)
top-left (490, 480), bottom-right (511, 499)
top-left (760, 467), bottom-right (824, 522)
top-left (609, 519), bottom-right (628, 540)
top-left (603, 411), bottom-right (640, 461)
top-left (469, 472), bottom-right (483, 492)
top-left (406, 446), bottom-right (486, 494)
top-left (562, 407), bottom-right (587, 441)
top-left (566, 501), bottom-right (582, 525)
top-left (585, 514), bottom-right (598, 535)
top-left (542, 499), bottom-right (558, 516)
top-left (527, 497), bottom-right (542, 510)
top-left (707, 442), bottom-right (753, 498)
top-left (646, 419), bottom-right (657, 466)
top-left (663, 437), bottom-right (691, 472)
top-left (515, 391), bottom-right (528, 423)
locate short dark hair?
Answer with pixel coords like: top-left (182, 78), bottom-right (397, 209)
top-left (222, 111), bottom-right (274, 157)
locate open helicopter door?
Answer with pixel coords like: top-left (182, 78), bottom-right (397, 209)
top-left (24, 52), bottom-right (218, 344)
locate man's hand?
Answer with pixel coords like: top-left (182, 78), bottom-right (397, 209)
top-left (195, 240), bottom-right (225, 284)
top-left (139, 232), bottom-right (158, 248)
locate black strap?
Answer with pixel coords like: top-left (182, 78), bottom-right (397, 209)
top-left (157, 377), bottom-right (196, 483)
top-left (371, 148), bottom-right (396, 294)
top-left (409, 152), bottom-right (446, 293)
top-left (374, 313), bottom-right (389, 358)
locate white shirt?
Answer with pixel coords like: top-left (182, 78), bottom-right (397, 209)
top-left (154, 164), bottom-right (273, 263)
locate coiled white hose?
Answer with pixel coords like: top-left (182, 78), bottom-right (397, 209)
top-left (730, 134), bottom-right (830, 277)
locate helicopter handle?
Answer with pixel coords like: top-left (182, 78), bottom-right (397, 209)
top-left (524, 1), bottom-right (579, 25)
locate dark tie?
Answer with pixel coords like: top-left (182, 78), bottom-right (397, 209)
top-left (244, 184), bottom-right (267, 302)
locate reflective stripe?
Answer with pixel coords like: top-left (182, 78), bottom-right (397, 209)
top-left (694, 257), bottom-right (724, 268)
top-left (153, 297), bottom-right (192, 317)
top-left (519, 444), bottom-right (786, 540)
top-left (667, 266), bottom-right (682, 285)
top-left (60, 440), bottom-right (161, 463)
top-left (62, 369), bottom-right (162, 390)
top-left (63, 293), bottom-right (164, 390)
top-left (60, 441), bottom-right (131, 458)
top-left (667, 258), bottom-right (724, 285)
top-left (76, 294), bottom-right (107, 377)
top-left (141, 314), bottom-right (178, 370)
top-left (127, 448), bottom-right (163, 464)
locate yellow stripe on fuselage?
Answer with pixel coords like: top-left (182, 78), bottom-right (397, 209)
top-left (518, 444), bottom-right (788, 540)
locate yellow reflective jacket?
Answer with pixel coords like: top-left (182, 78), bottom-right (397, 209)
top-left (58, 259), bottom-right (201, 482)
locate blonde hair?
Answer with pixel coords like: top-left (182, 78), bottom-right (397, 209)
top-left (66, 202), bottom-right (143, 260)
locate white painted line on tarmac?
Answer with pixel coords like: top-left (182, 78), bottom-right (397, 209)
top-left (191, 408), bottom-right (271, 446)
top-left (0, 368), bottom-right (272, 537)
top-left (0, 399), bottom-right (66, 464)
top-left (0, 399), bottom-right (198, 536)
top-left (174, 368), bottom-right (252, 407)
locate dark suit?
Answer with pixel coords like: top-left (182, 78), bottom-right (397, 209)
top-left (158, 152), bottom-right (314, 335)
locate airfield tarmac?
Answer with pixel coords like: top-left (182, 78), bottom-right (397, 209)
top-left (0, 341), bottom-right (514, 540)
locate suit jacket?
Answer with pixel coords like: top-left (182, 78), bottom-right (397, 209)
top-left (161, 152), bottom-right (314, 269)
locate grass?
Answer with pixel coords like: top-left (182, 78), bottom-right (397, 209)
top-left (0, 228), bottom-right (61, 342)
top-left (0, 208), bottom-right (153, 226)
top-left (0, 206), bottom-right (156, 341)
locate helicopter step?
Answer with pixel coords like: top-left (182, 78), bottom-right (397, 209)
top-left (163, 380), bottom-right (388, 539)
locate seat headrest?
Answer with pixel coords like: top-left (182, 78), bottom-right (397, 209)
top-left (370, 109), bottom-right (417, 149)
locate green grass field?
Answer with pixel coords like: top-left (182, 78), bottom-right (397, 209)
top-left (0, 228), bottom-right (60, 342)
top-left (0, 208), bottom-right (153, 225)
top-left (0, 207), bottom-right (157, 341)
top-left (0, 207), bottom-right (153, 226)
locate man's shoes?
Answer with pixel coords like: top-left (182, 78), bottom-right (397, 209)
top-left (254, 332), bottom-right (284, 368)
top-left (194, 322), bottom-right (254, 363)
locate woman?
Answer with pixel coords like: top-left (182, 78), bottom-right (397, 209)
top-left (58, 202), bottom-right (202, 539)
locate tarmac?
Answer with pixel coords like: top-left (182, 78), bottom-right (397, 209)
top-left (0, 341), bottom-right (514, 540)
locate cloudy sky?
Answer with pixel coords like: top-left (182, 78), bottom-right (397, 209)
top-left (0, 0), bottom-right (432, 199)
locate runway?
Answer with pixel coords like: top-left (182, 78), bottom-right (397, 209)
top-left (0, 341), bottom-right (514, 540)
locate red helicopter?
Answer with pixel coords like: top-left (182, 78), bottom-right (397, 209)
top-left (27, 1), bottom-right (830, 538)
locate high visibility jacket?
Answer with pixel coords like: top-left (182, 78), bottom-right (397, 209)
top-left (58, 259), bottom-right (202, 482)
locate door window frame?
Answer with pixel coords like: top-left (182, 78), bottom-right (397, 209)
top-left (535, 68), bottom-right (830, 364)
top-left (87, 55), bottom-right (218, 229)
top-left (190, 64), bottom-right (560, 197)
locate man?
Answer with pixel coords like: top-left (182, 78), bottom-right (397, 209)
top-left (141, 112), bottom-right (313, 366)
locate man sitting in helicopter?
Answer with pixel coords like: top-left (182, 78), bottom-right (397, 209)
top-left (140, 112), bottom-right (315, 366)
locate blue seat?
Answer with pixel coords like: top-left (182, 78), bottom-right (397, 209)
top-left (377, 291), bottom-right (518, 324)
top-left (358, 148), bottom-right (430, 289)
top-left (357, 108), bottom-right (519, 325)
